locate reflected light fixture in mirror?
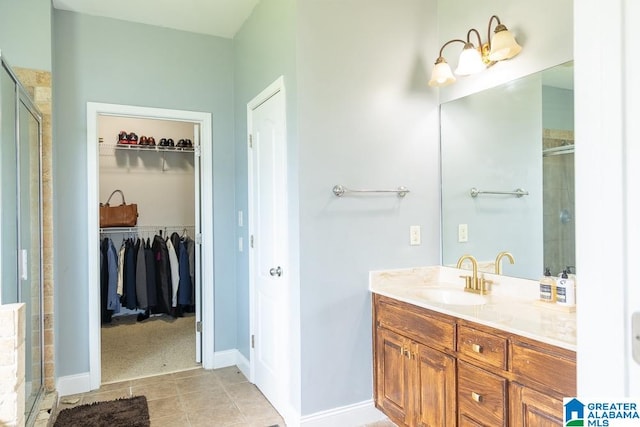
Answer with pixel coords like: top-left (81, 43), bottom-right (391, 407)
top-left (428, 15), bottom-right (522, 88)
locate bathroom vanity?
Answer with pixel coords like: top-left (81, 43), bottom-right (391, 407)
top-left (370, 266), bottom-right (576, 427)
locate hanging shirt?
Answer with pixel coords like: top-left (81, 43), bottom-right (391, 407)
top-left (117, 241), bottom-right (126, 296)
top-left (106, 238), bottom-right (120, 313)
top-left (166, 237), bottom-right (180, 308)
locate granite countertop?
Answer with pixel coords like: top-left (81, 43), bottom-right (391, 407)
top-left (369, 265), bottom-right (576, 351)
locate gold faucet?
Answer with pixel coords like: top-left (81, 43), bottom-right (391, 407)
top-left (494, 251), bottom-right (515, 275)
top-left (456, 254), bottom-right (491, 294)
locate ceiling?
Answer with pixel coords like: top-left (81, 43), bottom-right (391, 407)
top-left (52, 0), bottom-right (260, 39)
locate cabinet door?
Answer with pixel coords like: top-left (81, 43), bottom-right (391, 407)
top-left (510, 382), bottom-right (564, 427)
top-left (375, 327), bottom-right (411, 425)
top-left (415, 343), bottom-right (457, 427)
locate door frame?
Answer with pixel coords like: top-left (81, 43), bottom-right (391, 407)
top-left (86, 102), bottom-right (214, 390)
top-left (247, 76), bottom-right (293, 418)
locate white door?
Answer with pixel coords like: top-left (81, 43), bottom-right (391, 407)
top-left (248, 77), bottom-right (289, 414)
top-left (193, 123), bottom-right (202, 363)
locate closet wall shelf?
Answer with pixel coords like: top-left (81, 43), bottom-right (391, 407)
top-left (99, 142), bottom-right (196, 154)
top-left (99, 225), bottom-right (195, 235)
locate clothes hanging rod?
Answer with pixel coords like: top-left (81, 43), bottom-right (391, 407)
top-left (469, 187), bottom-right (529, 198)
top-left (332, 185), bottom-right (410, 198)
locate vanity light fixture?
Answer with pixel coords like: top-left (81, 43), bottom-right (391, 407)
top-left (428, 15), bottom-right (522, 88)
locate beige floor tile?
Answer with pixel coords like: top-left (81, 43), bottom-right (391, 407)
top-left (180, 388), bottom-right (235, 411)
top-left (172, 367), bottom-right (208, 379)
top-left (224, 382), bottom-right (265, 402)
top-left (83, 387), bottom-right (132, 404)
top-left (97, 379), bottom-right (132, 390)
top-left (150, 413), bottom-right (190, 427)
top-left (146, 395), bottom-right (185, 420)
top-left (214, 366), bottom-right (248, 385)
top-left (131, 382), bottom-right (179, 401)
top-left (131, 373), bottom-right (177, 387)
top-left (234, 397), bottom-right (281, 422)
top-left (187, 402), bottom-right (246, 427)
top-left (175, 372), bottom-right (222, 395)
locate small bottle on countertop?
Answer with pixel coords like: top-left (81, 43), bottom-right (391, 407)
top-left (539, 267), bottom-right (555, 302)
top-left (556, 269), bottom-right (576, 306)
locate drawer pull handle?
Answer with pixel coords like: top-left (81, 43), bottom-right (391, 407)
top-left (472, 343), bottom-right (483, 353)
top-left (471, 392), bottom-right (483, 403)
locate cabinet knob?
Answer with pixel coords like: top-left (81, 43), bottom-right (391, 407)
top-left (471, 392), bottom-right (483, 403)
top-left (472, 343), bottom-right (483, 353)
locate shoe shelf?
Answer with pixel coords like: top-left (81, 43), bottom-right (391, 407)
top-left (100, 142), bottom-right (196, 154)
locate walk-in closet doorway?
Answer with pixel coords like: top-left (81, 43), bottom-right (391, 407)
top-left (86, 103), bottom-right (214, 390)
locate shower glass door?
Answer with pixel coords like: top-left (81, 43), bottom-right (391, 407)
top-left (0, 56), bottom-right (44, 425)
top-left (19, 93), bottom-right (44, 420)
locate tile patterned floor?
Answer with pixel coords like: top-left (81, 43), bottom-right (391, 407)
top-left (54, 367), bottom-right (285, 427)
top-left (52, 366), bottom-right (397, 427)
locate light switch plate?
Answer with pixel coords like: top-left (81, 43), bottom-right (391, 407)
top-left (458, 224), bottom-right (468, 242)
top-left (410, 225), bottom-right (421, 246)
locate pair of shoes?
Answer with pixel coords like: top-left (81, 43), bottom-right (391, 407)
top-left (138, 136), bottom-right (157, 146)
top-left (117, 131), bottom-right (139, 145)
top-left (158, 138), bottom-right (175, 147)
top-left (176, 139), bottom-right (193, 148)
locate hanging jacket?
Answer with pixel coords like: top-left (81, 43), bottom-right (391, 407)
top-left (177, 239), bottom-right (193, 306)
top-left (123, 238), bottom-right (138, 310)
top-left (135, 238), bottom-right (148, 309)
top-left (152, 234), bottom-right (172, 314)
top-left (144, 238), bottom-right (157, 308)
top-left (106, 238), bottom-right (120, 314)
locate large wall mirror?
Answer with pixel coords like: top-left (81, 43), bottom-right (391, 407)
top-left (440, 61), bottom-right (574, 280)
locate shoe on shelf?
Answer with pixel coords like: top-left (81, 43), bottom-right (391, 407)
top-left (139, 136), bottom-right (148, 146)
top-left (159, 138), bottom-right (167, 147)
top-left (177, 139), bottom-right (185, 148)
top-left (128, 132), bottom-right (139, 145)
top-left (118, 130), bottom-right (129, 145)
top-left (167, 138), bottom-right (175, 147)
top-left (186, 139), bottom-right (193, 148)
top-left (147, 136), bottom-right (156, 146)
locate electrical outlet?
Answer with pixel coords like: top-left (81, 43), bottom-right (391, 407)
top-left (410, 225), bottom-right (421, 246)
top-left (458, 224), bottom-right (468, 242)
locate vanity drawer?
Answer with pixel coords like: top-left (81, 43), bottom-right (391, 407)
top-left (375, 296), bottom-right (455, 351)
top-left (458, 360), bottom-right (507, 426)
top-left (510, 341), bottom-right (576, 397)
top-left (457, 325), bottom-right (508, 370)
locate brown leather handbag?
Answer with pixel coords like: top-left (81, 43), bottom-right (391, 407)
top-left (100, 190), bottom-right (138, 227)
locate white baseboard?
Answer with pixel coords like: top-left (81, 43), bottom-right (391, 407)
top-left (56, 373), bottom-right (92, 397)
top-left (299, 399), bottom-right (387, 427)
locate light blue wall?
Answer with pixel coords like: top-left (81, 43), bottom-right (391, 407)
top-left (0, 0), bottom-right (51, 70)
top-left (233, 0), bottom-right (298, 364)
top-left (296, 0), bottom-right (440, 414)
top-left (52, 10), bottom-right (237, 377)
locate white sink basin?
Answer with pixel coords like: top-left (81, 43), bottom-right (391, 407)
top-left (415, 287), bottom-right (487, 306)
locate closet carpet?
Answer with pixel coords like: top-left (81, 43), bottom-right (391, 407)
top-left (101, 313), bottom-right (198, 383)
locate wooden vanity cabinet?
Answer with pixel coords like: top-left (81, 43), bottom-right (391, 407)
top-left (373, 294), bottom-right (576, 427)
top-left (374, 295), bottom-right (457, 426)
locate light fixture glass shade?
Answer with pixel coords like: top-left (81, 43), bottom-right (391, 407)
top-left (428, 58), bottom-right (456, 87)
top-left (488, 25), bottom-right (522, 61)
top-left (455, 44), bottom-right (485, 76)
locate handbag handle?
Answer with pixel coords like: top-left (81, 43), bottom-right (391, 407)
top-left (104, 189), bottom-right (127, 206)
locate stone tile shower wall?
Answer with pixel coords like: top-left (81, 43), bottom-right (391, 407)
top-left (14, 68), bottom-right (54, 392)
top-left (0, 303), bottom-right (26, 427)
top-left (543, 129), bottom-right (576, 276)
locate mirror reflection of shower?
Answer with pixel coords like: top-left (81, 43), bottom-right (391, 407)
top-left (543, 129), bottom-right (575, 276)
